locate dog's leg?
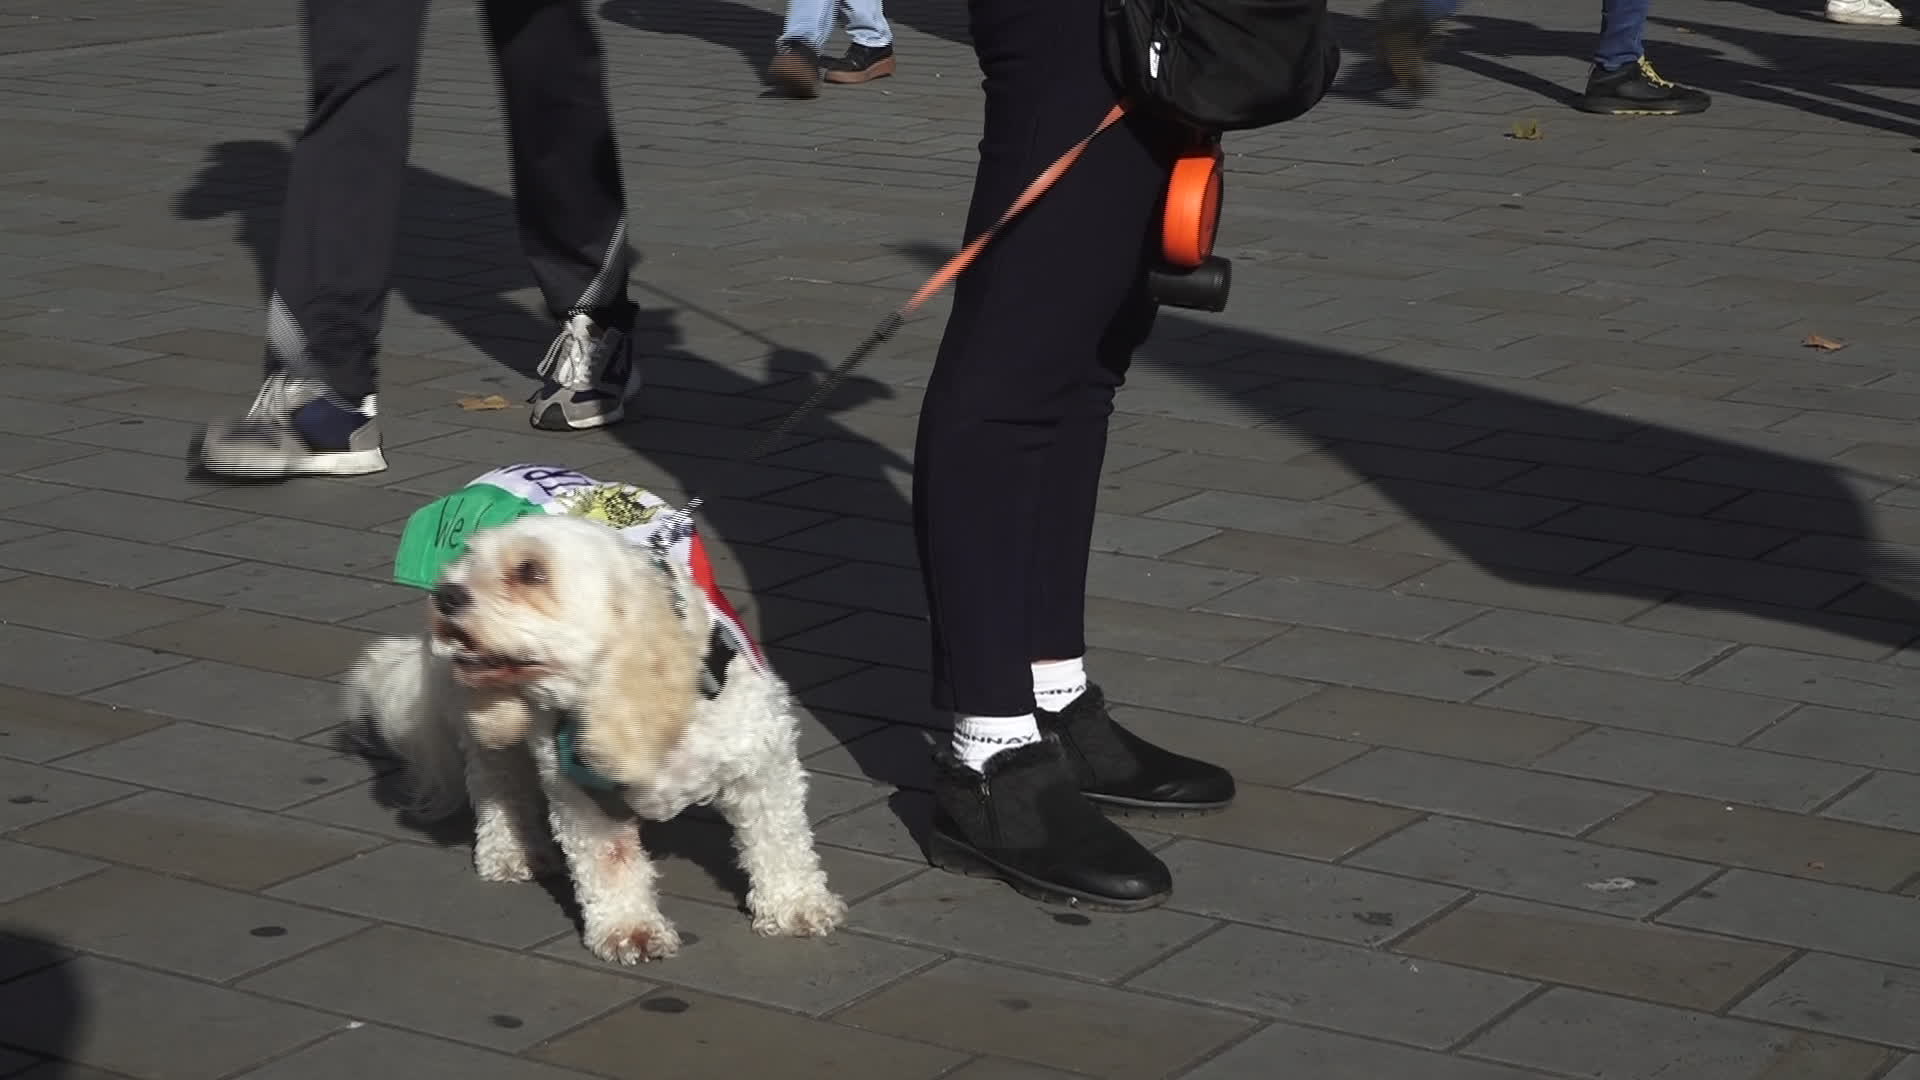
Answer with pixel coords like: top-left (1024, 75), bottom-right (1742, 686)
top-left (716, 754), bottom-right (847, 937)
top-left (546, 783), bottom-right (680, 964)
top-left (461, 736), bottom-right (562, 882)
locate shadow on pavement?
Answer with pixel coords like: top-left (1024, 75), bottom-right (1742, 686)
top-left (895, 239), bottom-right (1920, 651)
top-left (0, 931), bottom-right (87, 1074)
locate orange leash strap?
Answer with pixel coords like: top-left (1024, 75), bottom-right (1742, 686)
top-left (742, 102), bottom-right (1132, 463)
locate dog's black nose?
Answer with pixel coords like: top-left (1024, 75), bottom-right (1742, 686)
top-left (433, 581), bottom-right (472, 618)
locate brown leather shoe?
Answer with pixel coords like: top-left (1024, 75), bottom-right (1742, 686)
top-left (766, 39), bottom-right (820, 98)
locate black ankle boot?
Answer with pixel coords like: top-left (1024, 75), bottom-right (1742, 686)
top-left (1038, 685), bottom-right (1236, 813)
top-left (930, 740), bottom-right (1172, 911)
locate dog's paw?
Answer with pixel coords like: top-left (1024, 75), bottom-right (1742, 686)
top-left (474, 844), bottom-right (538, 883)
top-left (753, 890), bottom-right (848, 938)
top-left (589, 918), bottom-right (681, 965)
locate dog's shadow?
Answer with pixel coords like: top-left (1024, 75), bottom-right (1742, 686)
top-left (334, 715), bottom-right (846, 922)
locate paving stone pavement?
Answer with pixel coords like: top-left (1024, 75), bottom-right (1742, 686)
top-left (1, 0), bottom-right (1920, 1076)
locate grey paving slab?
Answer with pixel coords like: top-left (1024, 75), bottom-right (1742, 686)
top-left (1531, 728), bottom-right (1868, 813)
top-left (0, 527), bottom-right (233, 588)
top-left (85, 658), bottom-right (341, 739)
top-left (1128, 923), bottom-right (1537, 1050)
top-left (239, 925), bottom-right (647, 1053)
top-left (1747, 706), bottom-right (1920, 773)
top-left (1436, 609), bottom-right (1733, 678)
top-left (1664, 868), bottom-right (1920, 970)
top-left (1734, 952), bottom-right (1920, 1052)
top-left (1478, 665), bottom-right (1793, 743)
top-left (837, 958), bottom-right (1255, 1080)
top-left (849, 871), bottom-right (1214, 982)
top-left (538, 900), bottom-right (937, 1017)
top-left (0, 572), bottom-right (214, 639)
top-left (57, 721), bottom-right (363, 810)
top-left (1158, 839), bottom-right (1462, 945)
top-left (538, 989), bottom-right (966, 1080)
top-left (1300, 747), bottom-right (1646, 835)
top-left (0, 866), bottom-right (365, 981)
top-left (1229, 627), bottom-right (1533, 702)
top-left (1262, 687), bottom-right (1584, 765)
top-left (0, 839), bottom-right (103, 904)
top-left (1082, 596), bottom-right (1286, 665)
top-left (1592, 793), bottom-right (1920, 891)
top-left (1348, 816), bottom-right (1719, 918)
top-left (1695, 646), bottom-right (1920, 720)
top-left (0, 758), bottom-right (133, 833)
top-left (0, 622), bottom-right (188, 696)
top-left (1084, 649), bottom-right (1318, 722)
top-left (1470, 987), bottom-right (1893, 1080)
top-left (0, 955), bottom-right (343, 1080)
top-left (233, 1024), bottom-right (605, 1080)
top-left (1183, 1024), bottom-right (1550, 1080)
top-left (15, 789), bottom-right (382, 891)
top-left (1399, 895), bottom-right (1791, 1012)
top-left (266, 842), bottom-right (574, 950)
top-left (1201, 577), bottom-right (1483, 640)
top-left (147, 560), bottom-right (410, 623)
top-left (1822, 771), bottom-right (1920, 833)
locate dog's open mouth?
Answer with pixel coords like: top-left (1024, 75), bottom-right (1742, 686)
top-left (437, 624), bottom-right (542, 681)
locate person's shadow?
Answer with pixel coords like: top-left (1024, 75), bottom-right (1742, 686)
top-left (179, 139), bottom-right (925, 909)
top-left (0, 931), bottom-right (86, 1075)
top-left (895, 241), bottom-right (1920, 651)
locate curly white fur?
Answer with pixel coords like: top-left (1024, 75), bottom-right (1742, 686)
top-left (344, 514), bottom-right (846, 964)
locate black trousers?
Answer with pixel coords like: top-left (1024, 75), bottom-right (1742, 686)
top-left (270, 0), bottom-right (634, 401)
top-left (913, 0), bottom-right (1173, 717)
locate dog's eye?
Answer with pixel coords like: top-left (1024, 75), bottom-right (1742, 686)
top-left (512, 558), bottom-right (547, 587)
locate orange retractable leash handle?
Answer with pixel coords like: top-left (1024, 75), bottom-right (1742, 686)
top-left (742, 101), bottom-right (1229, 466)
top-left (1149, 133), bottom-right (1234, 313)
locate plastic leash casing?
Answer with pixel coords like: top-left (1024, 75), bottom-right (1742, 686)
top-left (1160, 140), bottom-right (1225, 270)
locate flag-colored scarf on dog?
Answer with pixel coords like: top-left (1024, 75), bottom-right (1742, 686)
top-left (391, 464), bottom-right (768, 682)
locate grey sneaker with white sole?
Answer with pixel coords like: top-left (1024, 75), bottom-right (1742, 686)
top-left (529, 311), bottom-right (639, 431)
top-left (198, 372), bottom-right (386, 479)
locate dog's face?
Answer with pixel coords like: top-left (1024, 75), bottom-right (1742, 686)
top-left (429, 514), bottom-right (708, 780)
top-left (429, 514), bottom-right (631, 694)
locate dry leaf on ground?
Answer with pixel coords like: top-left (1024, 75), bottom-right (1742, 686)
top-left (457, 394), bottom-right (511, 411)
top-left (1802, 334), bottom-right (1847, 352)
top-left (1509, 119), bottom-right (1543, 141)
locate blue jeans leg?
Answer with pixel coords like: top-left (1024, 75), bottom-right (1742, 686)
top-left (1593, 0), bottom-right (1650, 70)
top-left (780, 0), bottom-right (891, 49)
top-left (843, 0), bottom-right (892, 47)
top-left (1421, 0), bottom-right (1461, 17)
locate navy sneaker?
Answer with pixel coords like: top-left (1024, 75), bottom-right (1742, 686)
top-left (529, 311), bottom-right (638, 431)
top-left (198, 372), bottom-right (385, 478)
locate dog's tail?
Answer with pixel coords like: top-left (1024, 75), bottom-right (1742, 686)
top-left (343, 636), bottom-right (469, 822)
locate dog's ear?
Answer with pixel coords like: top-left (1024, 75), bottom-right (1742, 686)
top-left (465, 688), bottom-right (535, 751)
top-left (576, 550), bottom-right (706, 787)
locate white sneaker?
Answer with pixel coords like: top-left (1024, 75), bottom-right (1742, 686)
top-left (1827, 0), bottom-right (1902, 25)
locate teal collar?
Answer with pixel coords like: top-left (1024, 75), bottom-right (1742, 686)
top-left (550, 626), bottom-right (737, 792)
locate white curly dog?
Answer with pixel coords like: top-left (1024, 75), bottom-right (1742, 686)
top-left (344, 512), bottom-right (846, 964)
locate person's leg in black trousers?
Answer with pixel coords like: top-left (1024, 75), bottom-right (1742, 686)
top-left (915, 0), bottom-right (1234, 910)
top-left (198, 0), bottom-right (642, 479)
top-left (197, 0), bottom-right (427, 479)
top-left (483, 0), bottom-right (646, 432)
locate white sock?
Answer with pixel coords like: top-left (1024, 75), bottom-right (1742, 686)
top-left (951, 713), bottom-right (1041, 772)
top-left (1032, 657), bottom-right (1088, 713)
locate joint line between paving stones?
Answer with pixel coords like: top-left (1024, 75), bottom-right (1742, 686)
top-left (1806, 767), bottom-right (1881, 817)
top-left (1443, 981), bottom-right (1554, 1058)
